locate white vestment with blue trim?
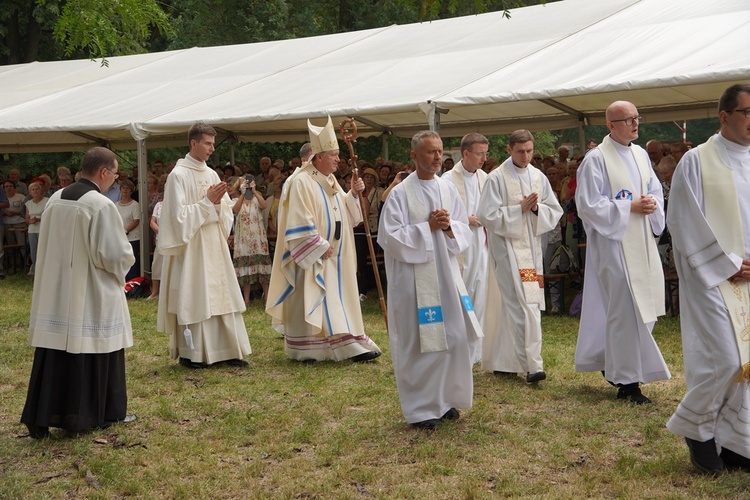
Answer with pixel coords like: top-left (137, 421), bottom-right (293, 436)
top-left (378, 176), bottom-right (477, 423)
top-left (266, 162), bottom-right (381, 361)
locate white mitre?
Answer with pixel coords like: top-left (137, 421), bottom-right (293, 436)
top-left (307, 116), bottom-right (339, 155)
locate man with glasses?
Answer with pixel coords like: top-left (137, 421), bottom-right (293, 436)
top-left (442, 133), bottom-right (491, 363)
top-left (666, 84), bottom-right (750, 474)
top-left (477, 130), bottom-right (562, 383)
top-left (575, 101), bottom-right (670, 405)
top-left (101, 168), bottom-right (122, 203)
top-left (21, 147), bottom-right (136, 438)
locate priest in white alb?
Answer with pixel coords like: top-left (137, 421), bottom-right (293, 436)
top-left (22, 147), bottom-right (136, 438)
top-left (574, 101), bottom-right (670, 404)
top-left (441, 133), bottom-right (490, 363)
top-left (378, 130), bottom-right (482, 430)
top-left (157, 122), bottom-right (251, 369)
top-left (266, 116), bottom-right (381, 362)
top-left (666, 84), bottom-right (750, 474)
top-left (477, 129), bottom-right (562, 384)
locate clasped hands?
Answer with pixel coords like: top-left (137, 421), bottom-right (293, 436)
top-left (730, 259), bottom-right (750, 283)
top-left (468, 214), bottom-right (482, 227)
top-left (520, 193), bottom-right (539, 213)
top-left (429, 209), bottom-right (452, 232)
top-left (630, 195), bottom-right (657, 215)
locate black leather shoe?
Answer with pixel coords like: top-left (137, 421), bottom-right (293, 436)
top-left (351, 351), bottom-right (381, 363)
top-left (441, 408), bottom-right (460, 420)
top-left (720, 447), bottom-right (750, 470)
top-left (526, 371), bottom-right (547, 383)
top-left (616, 383), bottom-right (652, 404)
top-left (26, 423), bottom-right (50, 439)
top-left (179, 357), bottom-right (208, 369)
top-left (412, 419), bottom-right (441, 430)
top-left (98, 414), bottom-right (137, 430)
top-left (222, 359), bottom-right (249, 367)
top-left (686, 438), bottom-right (724, 474)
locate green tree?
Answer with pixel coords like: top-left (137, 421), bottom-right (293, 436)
top-left (393, 0), bottom-right (548, 22)
top-left (50, 0), bottom-right (173, 61)
top-left (0, 0), bottom-right (62, 64)
top-left (0, 0), bottom-right (173, 65)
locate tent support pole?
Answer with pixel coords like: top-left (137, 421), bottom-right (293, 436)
top-left (424, 102), bottom-right (449, 135)
top-left (382, 134), bottom-right (389, 161)
top-left (577, 118), bottom-right (586, 156)
top-left (137, 138), bottom-right (150, 278)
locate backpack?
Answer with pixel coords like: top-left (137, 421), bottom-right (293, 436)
top-left (124, 276), bottom-right (151, 299)
top-left (549, 244), bottom-right (579, 274)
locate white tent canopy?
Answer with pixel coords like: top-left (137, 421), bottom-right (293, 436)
top-left (0, 0), bottom-right (748, 153)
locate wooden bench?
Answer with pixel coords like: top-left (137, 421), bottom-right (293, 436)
top-left (544, 271), bottom-right (581, 312)
top-left (664, 269), bottom-right (679, 316)
top-left (3, 243), bottom-right (26, 274)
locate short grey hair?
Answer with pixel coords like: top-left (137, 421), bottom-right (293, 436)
top-left (411, 130), bottom-right (441, 151)
top-left (299, 142), bottom-right (312, 159)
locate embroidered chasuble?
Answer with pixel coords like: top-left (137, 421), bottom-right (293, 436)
top-left (698, 136), bottom-right (750, 380)
top-left (599, 135), bottom-right (665, 323)
top-left (266, 161), bottom-right (381, 361)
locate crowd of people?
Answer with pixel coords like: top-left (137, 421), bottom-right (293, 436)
top-left (11, 84), bottom-right (750, 476)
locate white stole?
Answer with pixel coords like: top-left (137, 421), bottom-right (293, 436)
top-left (499, 162), bottom-right (545, 305)
top-left (698, 135), bottom-right (750, 381)
top-left (450, 160), bottom-right (488, 208)
top-left (450, 160), bottom-right (487, 271)
top-left (403, 174), bottom-right (482, 353)
top-left (599, 135), bottom-right (665, 323)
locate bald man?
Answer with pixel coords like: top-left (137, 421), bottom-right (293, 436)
top-left (646, 140), bottom-right (664, 168)
top-left (574, 101), bottom-right (671, 404)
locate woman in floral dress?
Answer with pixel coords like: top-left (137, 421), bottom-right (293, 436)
top-left (231, 176), bottom-right (271, 304)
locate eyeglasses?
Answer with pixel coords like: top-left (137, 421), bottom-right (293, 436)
top-left (469, 151), bottom-right (490, 158)
top-left (610, 116), bottom-right (643, 126)
top-left (728, 107), bottom-right (750, 118)
top-left (105, 168), bottom-right (119, 180)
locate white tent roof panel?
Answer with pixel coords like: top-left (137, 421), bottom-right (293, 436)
top-left (0, 0), bottom-right (748, 152)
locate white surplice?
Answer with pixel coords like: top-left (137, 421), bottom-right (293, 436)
top-left (157, 154), bottom-right (251, 364)
top-left (442, 160), bottom-right (488, 363)
top-left (477, 160), bottom-right (563, 374)
top-left (378, 177), bottom-right (477, 423)
top-left (666, 133), bottom-right (750, 458)
top-left (574, 138), bottom-right (671, 384)
top-left (29, 182), bottom-right (135, 353)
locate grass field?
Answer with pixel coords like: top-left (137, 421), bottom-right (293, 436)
top-left (1, 272), bottom-right (748, 498)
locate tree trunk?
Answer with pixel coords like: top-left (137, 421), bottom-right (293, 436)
top-left (7, 8), bottom-right (21, 65)
top-left (24, 10), bottom-right (42, 62)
